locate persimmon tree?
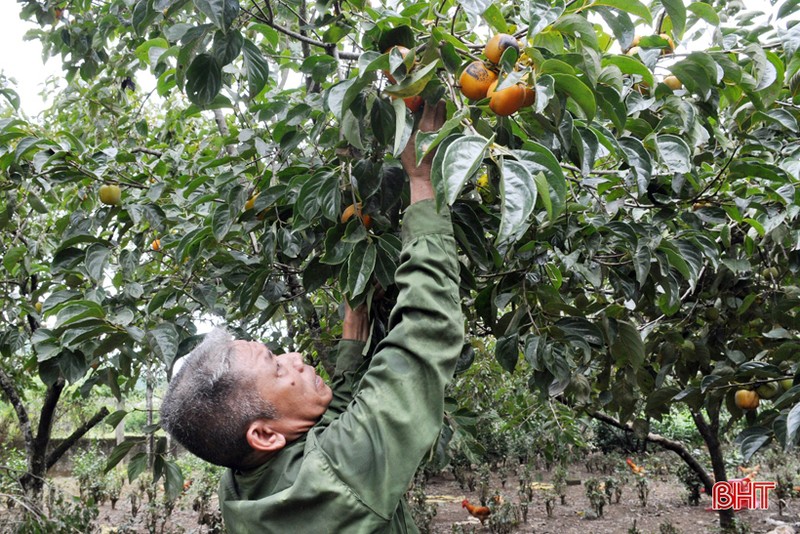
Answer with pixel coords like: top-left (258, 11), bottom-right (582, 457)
top-left (5, 0), bottom-right (800, 528)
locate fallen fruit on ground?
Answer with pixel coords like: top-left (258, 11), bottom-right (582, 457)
top-left (484, 33), bottom-right (520, 64)
top-left (734, 389), bottom-right (760, 410)
top-left (459, 61), bottom-right (498, 100)
top-left (99, 184), bottom-right (121, 205)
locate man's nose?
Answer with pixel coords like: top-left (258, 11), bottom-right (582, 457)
top-left (290, 352), bottom-right (305, 370)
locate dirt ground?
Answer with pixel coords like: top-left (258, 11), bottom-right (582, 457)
top-left (422, 469), bottom-right (797, 534)
top-left (77, 463), bottom-right (800, 533)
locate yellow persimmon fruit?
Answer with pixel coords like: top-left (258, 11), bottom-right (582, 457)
top-left (459, 61), bottom-right (498, 100)
top-left (484, 33), bottom-right (520, 64)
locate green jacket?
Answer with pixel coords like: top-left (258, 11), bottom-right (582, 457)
top-left (218, 200), bottom-right (464, 534)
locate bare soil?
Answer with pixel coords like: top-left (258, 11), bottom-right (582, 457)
top-left (67, 463), bottom-right (800, 533)
top-left (424, 468), bottom-right (797, 534)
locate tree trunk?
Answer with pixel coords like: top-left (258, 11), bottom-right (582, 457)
top-left (146, 365), bottom-right (155, 469)
top-left (691, 409), bottom-right (735, 530)
top-left (587, 409), bottom-right (715, 490)
top-left (115, 397), bottom-right (126, 445)
top-left (20, 378), bottom-right (65, 500)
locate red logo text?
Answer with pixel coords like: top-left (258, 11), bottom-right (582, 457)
top-left (711, 479), bottom-right (776, 510)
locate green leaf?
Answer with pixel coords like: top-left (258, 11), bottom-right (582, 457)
top-left (527, 0), bottom-right (565, 39)
top-left (211, 203), bottom-right (233, 241)
top-left (603, 55), bottom-right (654, 87)
top-left (318, 170), bottom-right (340, 223)
top-left (135, 38), bottom-right (169, 65)
top-left (438, 135), bottom-right (490, 209)
top-left (619, 137), bottom-right (652, 198)
top-left (414, 107), bottom-right (469, 165)
top-left (738, 426), bottom-right (772, 461)
top-left (550, 73), bottom-right (596, 120)
top-left (132, 0), bottom-right (158, 36)
top-left (660, 243), bottom-right (691, 280)
top-left (163, 460), bottom-right (184, 501)
top-left (194, 0), bottom-right (239, 33)
top-left (3, 245), bottom-right (26, 273)
top-left (687, 2), bottom-right (719, 25)
top-left (608, 320), bottom-right (645, 369)
top-left (786, 403), bottom-right (800, 450)
top-left (656, 134), bottom-right (691, 173)
top-left (482, 4), bottom-right (508, 33)
top-left (296, 175), bottom-right (323, 222)
top-left (148, 323), bottom-right (179, 366)
top-left (662, 0), bottom-right (686, 37)
top-left (54, 301), bottom-right (106, 329)
top-left (127, 452), bottom-right (148, 483)
top-left (593, 6), bottom-right (635, 51)
top-left (458, 0), bottom-right (493, 21)
top-left (590, 0), bottom-right (652, 24)
top-left (347, 242), bottom-right (376, 296)
top-left (669, 52), bottom-right (718, 99)
top-left (495, 334), bottom-right (520, 373)
top-left (514, 144), bottom-right (567, 219)
top-left (497, 160), bottom-right (536, 245)
top-left (85, 243), bottom-right (110, 282)
top-left (105, 438), bottom-right (144, 473)
top-left (185, 53), bottom-right (223, 106)
top-left (175, 24), bottom-right (212, 90)
top-left (104, 410), bottom-right (128, 430)
top-left (384, 61), bottom-right (439, 98)
top-left (391, 97), bottom-right (413, 158)
top-left (552, 14), bottom-right (598, 49)
top-left (211, 29), bottom-right (243, 66)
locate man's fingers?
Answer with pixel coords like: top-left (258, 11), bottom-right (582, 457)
top-left (432, 100), bottom-right (446, 128)
top-left (420, 100), bottom-right (446, 132)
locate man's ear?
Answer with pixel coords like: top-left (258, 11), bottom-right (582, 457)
top-left (246, 419), bottom-right (286, 453)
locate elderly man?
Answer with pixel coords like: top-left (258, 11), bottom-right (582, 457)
top-left (160, 101), bottom-right (463, 533)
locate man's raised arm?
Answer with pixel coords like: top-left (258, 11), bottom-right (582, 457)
top-left (317, 100), bottom-right (464, 520)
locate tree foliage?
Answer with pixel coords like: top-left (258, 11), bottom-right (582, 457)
top-left (4, 0), bottom-right (800, 524)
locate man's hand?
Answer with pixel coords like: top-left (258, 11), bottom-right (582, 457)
top-left (400, 101), bottom-right (447, 204)
top-left (342, 301), bottom-right (369, 342)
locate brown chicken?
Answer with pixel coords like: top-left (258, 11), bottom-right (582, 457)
top-left (461, 499), bottom-right (491, 525)
top-left (626, 457), bottom-right (645, 475)
top-left (738, 464), bottom-right (760, 479)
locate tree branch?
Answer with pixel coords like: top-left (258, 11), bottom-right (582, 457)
top-left (46, 406), bottom-right (110, 470)
top-left (0, 368), bottom-right (32, 453)
top-left (131, 147), bottom-right (163, 157)
top-left (243, 4), bottom-right (360, 61)
top-left (586, 409), bottom-right (715, 492)
top-left (213, 109), bottom-right (237, 157)
top-left (33, 378), bottom-right (65, 458)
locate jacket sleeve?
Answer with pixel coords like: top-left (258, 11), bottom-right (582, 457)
top-left (321, 340), bottom-right (367, 423)
top-left (317, 199), bottom-right (464, 519)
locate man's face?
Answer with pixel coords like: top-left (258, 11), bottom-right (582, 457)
top-left (232, 340), bottom-right (333, 440)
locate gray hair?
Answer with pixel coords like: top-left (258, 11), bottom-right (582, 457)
top-left (160, 328), bottom-right (276, 469)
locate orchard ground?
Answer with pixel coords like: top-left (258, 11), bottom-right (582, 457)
top-left (46, 452), bottom-right (800, 534)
